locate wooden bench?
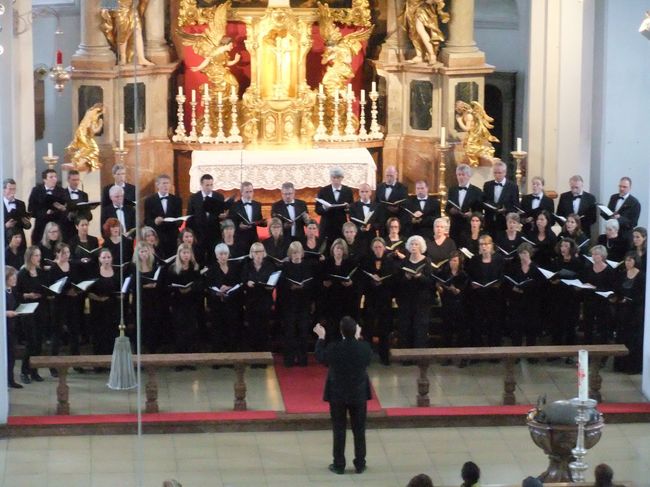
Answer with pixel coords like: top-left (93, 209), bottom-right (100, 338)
top-left (390, 345), bottom-right (629, 407)
top-left (30, 352), bottom-right (274, 415)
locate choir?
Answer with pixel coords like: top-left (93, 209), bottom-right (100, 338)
top-left (2, 163), bottom-right (647, 388)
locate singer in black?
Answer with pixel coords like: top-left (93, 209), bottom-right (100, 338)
top-left (69, 217), bottom-right (100, 281)
top-left (556, 175), bottom-right (597, 238)
top-left (315, 167), bottom-right (354, 244)
top-left (557, 214), bottom-right (590, 254)
top-left (632, 227), bottom-right (647, 273)
top-left (88, 248), bottom-right (121, 357)
top-left (5, 266), bottom-right (23, 388)
top-left (3, 178), bottom-right (31, 250)
top-left (435, 251), bottom-right (470, 360)
top-left (187, 174), bottom-right (227, 264)
top-left (579, 245), bottom-right (615, 344)
top-left (144, 174), bottom-right (183, 258)
top-left (129, 242), bottom-right (163, 353)
top-left (27, 169), bottom-right (68, 244)
top-left (271, 182), bottom-right (309, 241)
top-left (320, 239), bottom-right (358, 337)
top-left (482, 160), bottom-right (519, 236)
top-left (446, 164), bottom-right (483, 244)
top-left (404, 180), bottom-right (440, 238)
top-left (229, 182), bottom-right (265, 252)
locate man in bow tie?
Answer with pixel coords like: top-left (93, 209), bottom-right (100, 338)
top-left (348, 183), bottom-right (380, 248)
top-left (446, 164), bottom-right (483, 244)
top-left (375, 166), bottom-right (408, 236)
top-left (28, 168), bottom-right (68, 244)
top-left (101, 164), bottom-right (136, 207)
top-left (3, 178), bottom-right (31, 249)
top-left (144, 174), bottom-right (183, 258)
top-left (187, 173), bottom-right (227, 264)
top-left (229, 181), bottom-right (265, 251)
top-left (101, 185), bottom-right (136, 236)
top-left (315, 167), bottom-right (354, 246)
top-left (482, 159), bottom-right (519, 236)
top-left (61, 170), bottom-right (92, 241)
top-left (556, 175), bottom-right (597, 238)
top-left (603, 177), bottom-right (640, 241)
top-left (271, 182), bottom-right (309, 242)
top-left (519, 176), bottom-right (555, 233)
top-left (404, 180), bottom-right (440, 238)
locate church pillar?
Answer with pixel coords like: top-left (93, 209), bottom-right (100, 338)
top-left (72, 0), bottom-right (115, 69)
top-left (439, 0), bottom-right (485, 67)
top-left (145, 0), bottom-right (171, 64)
top-left (377, 0), bottom-right (405, 64)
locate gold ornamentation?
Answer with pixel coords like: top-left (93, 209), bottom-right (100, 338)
top-left (66, 104), bottom-right (104, 171)
top-left (400, 0), bottom-right (449, 65)
top-left (455, 101), bottom-right (499, 167)
top-left (100, 0), bottom-right (154, 66)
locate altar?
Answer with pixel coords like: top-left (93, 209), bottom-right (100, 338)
top-left (189, 147), bottom-right (376, 192)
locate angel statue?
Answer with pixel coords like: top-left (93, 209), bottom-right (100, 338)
top-left (100, 0), bottom-right (154, 66)
top-left (178, 1), bottom-right (240, 97)
top-left (66, 104), bottom-right (104, 171)
top-left (455, 100), bottom-right (499, 167)
top-left (401, 0), bottom-right (450, 65)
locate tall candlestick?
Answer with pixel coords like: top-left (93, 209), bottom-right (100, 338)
top-left (178, 86), bottom-right (183, 96)
top-left (347, 83), bottom-right (352, 96)
top-left (371, 81), bottom-right (377, 93)
top-left (47, 143), bottom-right (53, 158)
top-left (578, 350), bottom-right (589, 401)
top-left (360, 89), bottom-right (366, 104)
top-left (517, 137), bottom-right (523, 153)
top-left (119, 124), bottom-right (124, 150)
top-left (440, 127), bottom-right (447, 148)
top-left (191, 90), bottom-right (196, 103)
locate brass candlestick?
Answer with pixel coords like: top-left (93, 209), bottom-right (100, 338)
top-left (172, 93), bottom-right (187, 142)
top-left (214, 95), bottom-right (228, 144)
top-left (314, 91), bottom-right (328, 142)
top-left (438, 144), bottom-right (451, 209)
top-left (198, 86), bottom-right (213, 144)
top-left (368, 89), bottom-right (382, 140)
top-left (42, 155), bottom-right (59, 171)
top-left (187, 98), bottom-right (198, 143)
top-left (113, 147), bottom-right (129, 164)
top-left (228, 91), bottom-right (242, 143)
top-left (358, 97), bottom-right (368, 140)
top-left (511, 150), bottom-right (528, 193)
top-left (343, 90), bottom-right (357, 142)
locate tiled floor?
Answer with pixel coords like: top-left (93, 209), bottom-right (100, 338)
top-left (0, 424), bottom-right (649, 487)
top-left (9, 358), bottom-right (646, 416)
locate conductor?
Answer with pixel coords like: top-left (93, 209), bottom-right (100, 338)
top-left (313, 317), bottom-right (372, 475)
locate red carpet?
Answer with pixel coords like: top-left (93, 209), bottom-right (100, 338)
top-left (274, 355), bottom-right (382, 414)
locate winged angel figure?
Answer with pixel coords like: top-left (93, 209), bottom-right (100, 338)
top-left (318, 2), bottom-right (372, 96)
top-left (455, 101), bottom-right (499, 167)
top-left (178, 1), bottom-right (240, 96)
top-left (100, 0), bottom-right (153, 66)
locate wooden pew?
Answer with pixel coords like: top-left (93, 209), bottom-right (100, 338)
top-left (390, 345), bottom-right (629, 406)
top-left (29, 352), bottom-right (274, 415)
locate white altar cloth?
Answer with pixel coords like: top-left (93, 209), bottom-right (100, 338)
top-left (189, 148), bottom-right (377, 192)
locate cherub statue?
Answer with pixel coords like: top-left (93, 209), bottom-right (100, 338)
top-left (401, 0), bottom-right (450, 65)
top-left (455, 100), bottom-right (499, 167)
top-left (66, 104), bottom-right (104, 171)
top-left (318, 2), bottom-right (372, 96)
top-left (100, 0), bottom-right (154, 66)
top-left (178, 1), bottom-right (240, 97)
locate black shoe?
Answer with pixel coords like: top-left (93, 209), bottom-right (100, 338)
top-left (9, 381), bottom-right (23, 389)
top-left (328, 464), bottom-right (345, 475)
top-left (354, 464), bottom-right (366, 474)
top-left (31, 373), bottom-right (44, 382)
top-left (50, 368), bottom-right (59, 378)
top-left (20, 373), bottom-right (31, 384)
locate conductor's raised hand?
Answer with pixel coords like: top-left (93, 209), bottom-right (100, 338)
top-left (313, 323), bottom-right (326, 340)
top-left (354, 324), bottom-right (362, 340)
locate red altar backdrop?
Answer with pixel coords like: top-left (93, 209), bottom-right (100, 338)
top-left (181, 21), bottom-right (368, 124)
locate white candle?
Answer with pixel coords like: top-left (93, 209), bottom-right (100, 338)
top-left (319, 83), bottom-right (324, 95)
top-left (191, 90), bottom-right (196, 103)
top-left (178, 86), bottom-right (183, 96)
top-left (517, 137), bottom-right (523, 153)
top-left (578, 349), bottom-right (589, 401)
top-left (231, 86), bottom-right (236, 98)
top-left (360, 89), bottom-right (365, 104)
top-left (371, 81), bottom-right (377, 93)
top-left (119, 123), bottom-right (124, 150)
top-left (217, 92), bottom-right (222, 104)
top-left (47, 143), bottom-right (53, 158)
top-left (440, 127), bottom-right (447, 147)
top-left (347, 83), bottom-right (352, 95)
top-left (204, 84), bottom-right (209, 97)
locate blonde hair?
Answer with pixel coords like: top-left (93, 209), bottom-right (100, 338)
top-left (5, 265), bottom-right (18, 283)
top-left (249, 242), bottom-right (266, 259)
top-left (172, 243), bottom-right (199, 274)
top-left (133, 241), bottom-right (155, 269)
top-left (41, 222), bottom-right (62, 248)
top-left (287, 241), bottom-right (304, 258)
top-left (329, 238), bottom-right (349, 258)
top-left (24, 245), bottom-right (41, 271)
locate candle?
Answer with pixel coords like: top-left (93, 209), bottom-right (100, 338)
top-left (231, 86), bottom-right (236, 98)
top-left (56, 50), bottom-right (63, 65)
top-left (347, 83), bottom-right (352, 95)
top-left (440, 127), bottom-right (447, 147)
top-left (319, 83), bottom-right (324, 95)
top-left (119, 123), bottom-right (124, 151)
top-left (191, 90), bottom-right (196, 103)
top-left (204, 84), bottom-right (209, 97)
top-left (360, 89), bottom-right (365, 104)
top-left (178, 86), bottom-right (183, 96)
top-left (516, 137), bottom-right (523, 153)
top-left (371, 81), bottom-right (377, 93)
top-left (578, 349), bottom-right (589, 401)
top-left (217, 92), bottom-right (222, 104)
top-left (47, 143), bottom-right (53, 158)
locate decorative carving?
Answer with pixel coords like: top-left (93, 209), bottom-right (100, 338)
top-left (400, 0), bottom-right (449, 65)
top-left (455, 100), bottom-right (499, 167)
top-left (100, 0), bottom-right (154, 66)
top-left (66, 103), bottom-right (104, 171)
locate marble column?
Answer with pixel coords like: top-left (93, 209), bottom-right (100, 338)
top-left (72, 0), bottom-right (115, 69)
top-left (144, 0), bottom-right (171, 64)
top-left (439, 0), bottom-right (485, 67)
top-left (377, 0), bottom-right (406, 64)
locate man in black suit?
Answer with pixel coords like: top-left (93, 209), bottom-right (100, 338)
top-left (446, 164), bottom-right (483, 244)
top-left (403, 180), bottom-right (440, 238)
top-left (28, 168), bottom-right (68, 244)
top-left (229, 181), bottom-right (265, 252)
top-left (101, 186), bottom-right (136, 235)
top-left (556, 175), bottom-right (597, 238)
top-left (314, 316), bottom-right (372, 475)
top-left (348, 183), bottom-right (380, 249)
top-left (375, 165), bottom-right (409, 235)
top-left (315, 167), bottom-right (354, 245)
top-left (3, 178), bottom-right (31, 249)
top-left (271, 182), bottom-right (309, 241)
top-left (519, 176), bottom-right (554, 233)
top-left (61, 170), bottom-right (93, 242)
top-left (187, 174), bottom-right (228, 263)
top-left (144, 174), bottom-right (183, 258)
top-left (101, 164), bottom-right (136, 207)
top-left (482, 159), bottom-right (519, 236)
top-left (603, 177), bottom-right (641, 240)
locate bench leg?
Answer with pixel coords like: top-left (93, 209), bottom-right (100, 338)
top-left (589, 358), bottom-right (603, 402)
top-left (234, 364), bottom-right (247, 411)
top-left (416, 361), bottom-right (430, 407)
top-left (145, 367), bottom-right (159, 414)
top-left (56, 367), bottom-right (70, 415)
top-left (503, 359), bottom-right (517, 405)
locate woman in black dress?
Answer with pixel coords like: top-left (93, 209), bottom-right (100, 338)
top-left (525, 210), bottom-right (557, 268)
top-left (221, 219), bottom-right (247, 260)
top-left (427, 218), bottom-right (457, 267)
top-left (205, 243), bottom-right (244, 353)
top-left (5, 230), bottom-right (25, 270)
top-left (597, 219), bottom-right (628, 263)
top-left (320, 238), bottom-right (358, 338)
top-left (241, 242), bottom-right (277, 357)
top-left (279, 241), bottom-right (315, 367)
top-left (88, 248), bottom-right (121, 357)
top-left (178, 228), bottom-right (204, 269)
top-left (141, 226), bottom-right (165, 265)
top-left (495, 213), bottom-right (523, 267)
top-left (130, 242), bottom-right (163, 353)
top-left (39, 222), bottom-right (63, 268)
top-left (397, 235), bottom-right (434, 349)
top-left (103, 217), bottom-right (134, 266)
top-left (5, 266), bottom-right (23, 388)
top-left (342, 221), bottom-right (368, 266)
top-left (263, 217), bottom-right (290, 268)
top-left (385, 217), bottom-right (407, 261)
top-left (579, 245), bottom-right (615, 344)
top-left (15, 245), bottom-right (47, 383)
top-left (631, 227), bottom-right (647, 273)
top-left (612, 252), bottom-right (645, 374)
top-left (558, 214), bottom-right (589, 254)
top-left (69, 216), bottom-right (100, 281)
top-left (360, 237), bottom-right (397, 365)
top-left (459, 212), bottom-right (485, 257)
top-left (302, 219), bottom-right (326, 268)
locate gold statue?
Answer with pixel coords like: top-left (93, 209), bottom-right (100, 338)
top-left (101, 0), bottom-right (154, 66)
top-left (455, 101), bottom-right (499, 167)
top-left (66, 104), bottom-right (104, 171)
top-left (178, 1), bottom-right (240, 97)
top-left (401, 0), bottom-right (449, 65)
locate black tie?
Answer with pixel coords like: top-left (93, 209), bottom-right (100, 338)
top-left (160, 196), bottom-right (168, 201)
top-left (286, 203), bottom-right (294, 207)
top-left (458, 187), bottom-right (467, 192)
top-left (71, 190), bottom-right (78, 194)
top-left (495, 182), bottom-right (503, 187)
top-left (362, 203), bottom-right (371, 207)
top-left (618, 196), bottom-right (625, 200)
top-left (244, 202), bottom-right (252, 206)
top-left (532, 196), bottom-right (540, 201)
top-left (386, 185), bottom-right (394, 189)
top-left (573, 195), bottom-right (581, 201)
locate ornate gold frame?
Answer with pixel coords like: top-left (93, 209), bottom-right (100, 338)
top-left (178, 0), bottom-right (371, 28)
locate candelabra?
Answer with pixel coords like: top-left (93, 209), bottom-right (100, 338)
top-left (343, 90), bottom-right (357, 141)
top-left (187, 97), bottom-right (199, 143)
top-left (331, 92), bottom-right (342, 141)
top-left (358, 97), bottom-right (368, 141)
top-left (227, 91), bottom-right (243, 143)
top-left (368, 89), bottom-right (382, 140)
top-left (42, 155), bottom-right (59, 171)
top-left (198, 87), bottom-right (213, 144)
top-left (171, 93), bottom-right (187, 142)
top-left (511, 150), bottom-right (528, 193)
top-left (214, 95), bottom-right (228, 144)
top-left (113, 147), bottom-right (129, 164)
top-left (49, 63), bottom-right (71, 93)
top-left (438, 144), bottom-right (451, 209)
top-left (314, 91), bottom-right (328, 142)
top-left (569, 398), bottom-right (598, 482)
